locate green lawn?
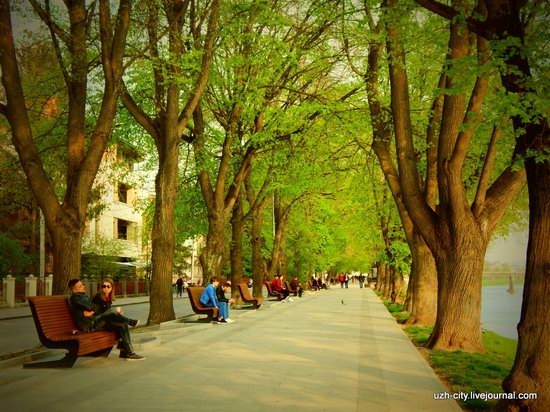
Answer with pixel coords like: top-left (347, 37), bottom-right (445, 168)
top-left (380, 297), bottom-right (517, 410)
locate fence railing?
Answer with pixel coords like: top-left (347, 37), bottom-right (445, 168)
top-left (0, 275), bottom-right (150, 308)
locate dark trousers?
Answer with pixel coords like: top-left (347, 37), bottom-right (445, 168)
top-left (90, 309), bottom-right (134, 354)
top-left (276, 289), bottom-right (290, 299)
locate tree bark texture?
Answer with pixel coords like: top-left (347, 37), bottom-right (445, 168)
top-left (427, 221), bottom-right (487, 351)
top-left (406, 233), bottom-right (437, 325)
top-left (200, 211), bottom-right (227, 283)
top-left (147, 137), bottom-right (178, 324)
top-left (390, 268), bottom-right (404, 304)
top-left (501, 160), bottom-right (550, 411)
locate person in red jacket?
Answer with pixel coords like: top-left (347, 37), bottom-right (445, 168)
top-left (271, 274), bottom-right (291, 301)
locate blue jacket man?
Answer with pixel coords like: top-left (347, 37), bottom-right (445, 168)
top-left (199, 277), bottom-right (225, 323)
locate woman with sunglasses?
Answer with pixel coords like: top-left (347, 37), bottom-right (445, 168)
top-left (92, 278), bottom-right (139, 328)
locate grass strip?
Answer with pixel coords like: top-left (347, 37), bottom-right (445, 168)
top-left (380, 296), bottom-right (517, 410)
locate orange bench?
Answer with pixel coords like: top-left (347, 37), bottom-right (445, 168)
top-left (186, 286), bottom-right (217, 320)
top-left (25, 295), bottom-right (117, 368)
top-left (264, 282), bottom-right (283, 300)
top-left (237, 283), bottom-right (263, 309)
top-left (285, 280), bottom-right (298, 296)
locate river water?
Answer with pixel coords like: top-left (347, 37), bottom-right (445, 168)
top-left (481, 285), bottom-right (523, 340)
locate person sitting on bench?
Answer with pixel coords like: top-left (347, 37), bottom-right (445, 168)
top-left (271, 274), bottom-right (291, 301)
top-left (199, 277), bottom-right (226, 324)
top-left (68, 279), bottom-right (144, 361)
top-left (290, 276), bottom-right (303, 297)
top-left (216, 281), bottom-right (236, 323)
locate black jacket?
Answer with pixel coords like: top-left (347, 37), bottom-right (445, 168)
top-left (91, 293), bottom-right (112, 314)
top-left (68, 292), bottom-right (95, 331)
top-left (216, 285), bottom-right (228, 302)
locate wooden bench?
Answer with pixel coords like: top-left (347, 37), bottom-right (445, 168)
top-left (237, 283), bottom-right (263, 309)
top-left (284, 280), bottom-right (298, 296)
top-left (264, 282), bottom-right (283, 300)
top-left (186, 286), bottom-right (218, 320)
top-left (25, 295), bottom-right (118, 368)
top-left (307, 280), bottom-right (319, 291)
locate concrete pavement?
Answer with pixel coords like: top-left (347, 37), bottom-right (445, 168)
top-left (0, 286), bottom-right (461, 411)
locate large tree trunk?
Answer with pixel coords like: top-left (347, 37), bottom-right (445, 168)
top-left (427, 222), bottom-right (487, 351)
top-left (51, 217), bottom-right (83, 294)
top-left (406, 233), bottom-right (437, 325)
top-left (380, 263), bottom-right (391, 298)
top-left (148, 141), bottom-right (178, 324)
top-left (200, 211), bottom-right (226, 283)
top-left (501, 160), bottom-right (550, 410)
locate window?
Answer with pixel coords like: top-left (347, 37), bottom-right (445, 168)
top-left (118, 183), bottom-right (128, 203)
top-left (117, 219), bottom-right (129, 240)
top-left (114, 218), bottom-right (138, 242)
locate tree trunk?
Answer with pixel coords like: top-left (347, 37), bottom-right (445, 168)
top-left (230, 193), bottom-right (244, 297)
top-left (426, 223), bottom-right (487, 352)
top-left (200, 212), bottom-right (226, 283)
top-left (251, 207), bottom-right (265, 298)
top-left (406, 233), bottom-right (437, 325)
top-left (51, 218), bottom-right (82, 294)
top-left (390, 268), bottom-right (404, 304)
top-left (381, 263), bottom-right (391, 298)
top-left (403, 265), bottom-right (414, 312)
top-left (278, 231), bottom-right (288, 279)
top-left (147, 142), bottom-right (178, 324)
top-left (375, 262), bottom-right (384, 293)
top-left (500, 160), bottom-right (550, 411)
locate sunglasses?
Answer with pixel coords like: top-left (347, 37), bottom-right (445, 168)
top-left (101, 284), bottom-right (112, 289)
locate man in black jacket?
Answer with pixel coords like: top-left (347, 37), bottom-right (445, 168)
top-left (216, 281), bottom-right (236, 323)
top-left (68, 279), bottom-right (144, 361)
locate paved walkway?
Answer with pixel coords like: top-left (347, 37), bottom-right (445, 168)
top-left (0, 287), bottom-right (461, 411)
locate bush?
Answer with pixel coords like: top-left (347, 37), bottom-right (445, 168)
top-left (0, 233), bottom-right (33, 278)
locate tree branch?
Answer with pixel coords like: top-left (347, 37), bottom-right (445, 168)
top-left (177, 0), bottom-right (221, 134)
top-left (28, 0), bottom-right (70, 44)
top-left (121, 82), bottom-right (159, 140)
top-left (414, 0), bottom-right (494, 39)
top-left (472, 126), bottom-right (501, 213)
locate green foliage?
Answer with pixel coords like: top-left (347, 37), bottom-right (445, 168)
top-left (0, 233), bottom-right (33, 278)
top-left (81, 236), bottom-right (132, 280)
